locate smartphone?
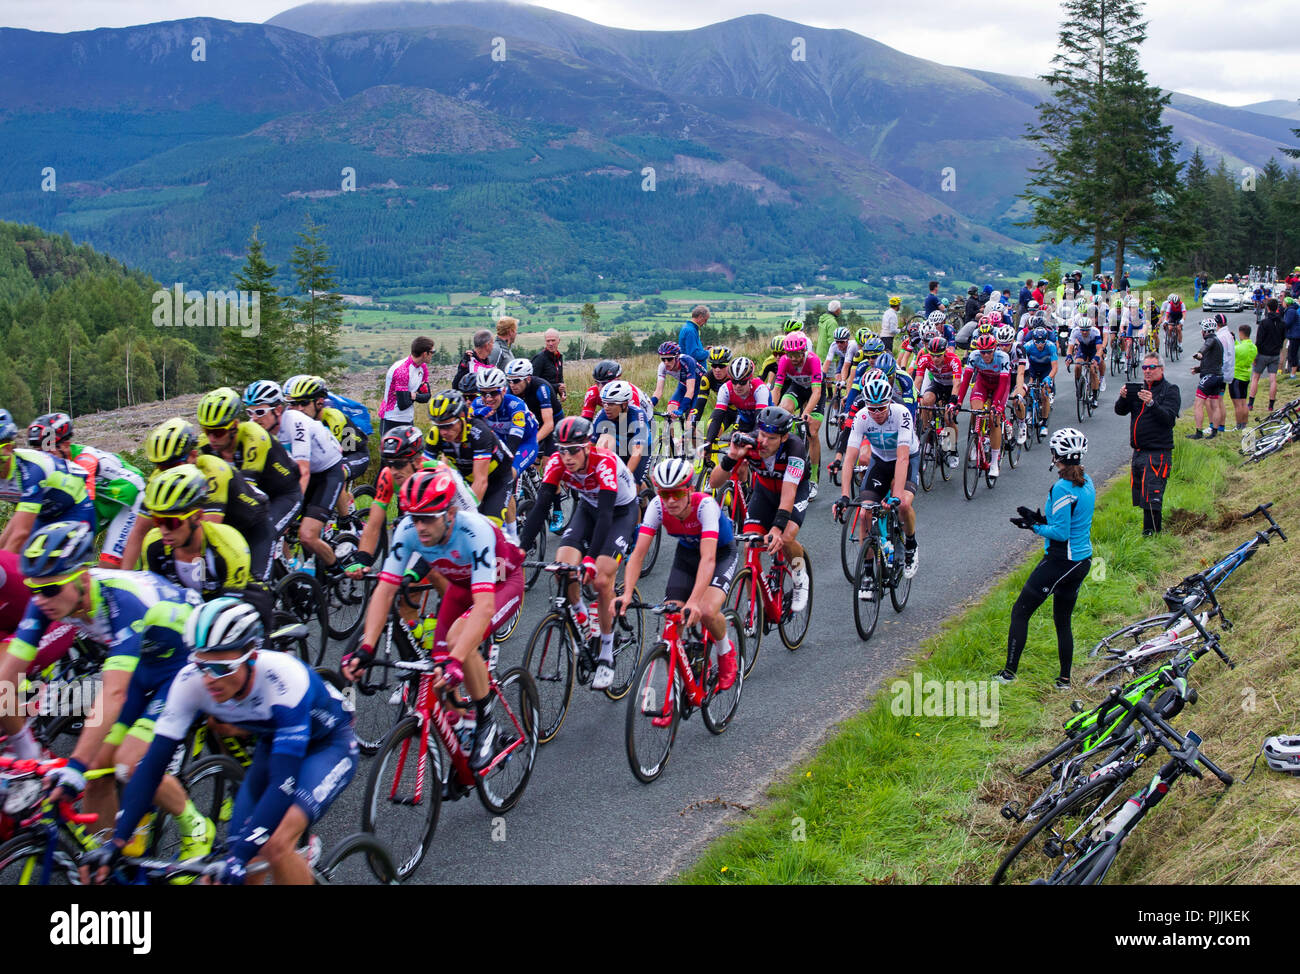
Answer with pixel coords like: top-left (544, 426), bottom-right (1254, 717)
top-left (1124, 381), bottom-right (1144, 399)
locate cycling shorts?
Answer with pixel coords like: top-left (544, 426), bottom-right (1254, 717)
top-left (664, 544), bottom-right (739, 603)
top-left (919, 375), bottom-right (954, 400)
top-left (340, 450), bottom-right (370, 483)
top-left (231, 724), bottom-right (357, 829)
top-left (743, 483), bottom-right (809, 533)
top-left (1074, 345), bottom-right (1100, 363)
top-left (477, 474), bottom-right (513, 527)
top-left (970, 372), bottom-right (1004, 406)
top-left (303, 462), bottom-right (344, 522)
top-left (35, 499), bottom-right (96, 535)
top-left (779, 384), bottom-right (824, 421)
top-left (432, 569), bottom-right (525, 653)
top-left (859, 455), bottom-right (919, 501)
top-left (559, 501), bottom-right (637, 561)
top-left (1027, 361), bottom-right (1054, 383)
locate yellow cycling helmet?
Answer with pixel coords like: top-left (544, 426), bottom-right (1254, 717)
top-left (144, 464), bottom-right (208, 515)
top-left (707, 345), bottom-right (732, 368)
top-left (770, 335), bottom-right (785, 354)
top-left (783, 318), bottom-right (804, 333)
top-left (145, 418), bottom-right (200, 466)
top-left (423, 425), bottom-right (441, 451)
top-left (284, 375), bottom-right (327, 403)
top-left (888, 297), bottom-right (901, 308)
top-left (428, 390), bottom-right (468, 424)
top-left (197, 387), bottom-right (241, 428)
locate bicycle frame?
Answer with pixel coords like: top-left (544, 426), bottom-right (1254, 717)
top-left (649, 610), bottom-right (709, 716)
top-left (737, 534), bottom-right (785, 625)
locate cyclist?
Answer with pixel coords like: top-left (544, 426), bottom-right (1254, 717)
top-left (472, 367), bottom-right (536, 542)
top-left (824, 326), bottom-right (856, 389)
top-left (1160, 292), bottom-right (1185, 348)
top-left (426, 390), bottom-right (517, 530)
top-left (650, 341), bottom-right (702, 423)
top-left (912, 335), bottom-right (964, 468)
top-left (703, 356), bottom-right (772, 457)
top-left (580, 359), bottom-right (648, 420)
top-left (950, 333), bottom-right (1011, 479)
top-left (616, 458), bottom-right (739, 693)
top-left (758, 335), bottom-right (785, 388)
top-left (591, 380), bottom-right (652, 486)
top-left (259, 376), bottom-right (347, 579)
top-left (517, 418), bottom-right (639, 690)
top-left (833, 375), bottom-right (920, 593)
top-left (1018, 299), bottom-right (1041, 335)
top-left (707, 405), bottom-right (811, 612)
top-left (0, 412), bottom-right (94, 555)
top-left (0, 521), bottom-right (211, 856)
top-left (198, 386), bottom-right (303, 547)
top-left (134, 419), bottom-right (275, 582)
top-left (773, 331), bottom-right (824, 499)
top-left (315, 386), bottom-right (371, 515)
top-left (1023, 326), bottom-right (1060, 437)
top-left (26, 413), bottom-right (144, 568)
top-left (1066, 314), bottom-right (1105, 409)
top-left (1120, 296), bottom-right (1147, 365)
top-left (693, 346), bottom-right (735, 421)
top-left (998, 324), bottom-right (1030, 446)
top-left (88, 598), bottom-right (357, 885)
top-left (504, 358), bottom-right (562, 456)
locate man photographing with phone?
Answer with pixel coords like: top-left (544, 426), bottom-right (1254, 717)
top-left (1115, 353), bottom-right (1181, 536)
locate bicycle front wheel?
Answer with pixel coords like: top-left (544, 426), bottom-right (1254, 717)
top-left (841, 505), bottom-right (865, 582)
top-left (727, 567), bottom-right (763, 675)
top-left (607, 588), bottom-right (645, 700)
top-left (918, 427), bottom-right (937, 492)
top-left (853, 537), bottom-right (883, 641)
top-left (315, 831), bottom-right (402, 885)
top-left (362, 716), bottom-right (443, 881)
top-left (520, 612), bottom-right (576, 743)
top-left (625, 646), bottom-right (679, 783)
top-left (778, 555), bottom-right (813, 650)
top-left (962, 427), bottom-right (980, 500)
top-left (991, 771), bottom-right (1127, 885)
top-left (0, 834), bottom-right (80, 885)
top-left (475, 667), bottom-right (540, 815)
top-left (274, 572), bottom-right (329, 664)
top-left (152, 754), bottom-right (246, 860)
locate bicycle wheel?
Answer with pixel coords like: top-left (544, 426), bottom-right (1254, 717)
top-left (962, 426), bottom-right (980, 500)
top-left (701, 610), bottom-right (745, 735)
top-left (991, 770), bottom-right (1128, 885)
top-left (152, 755), bottom-right (246, 862)
top-left (889, 525), bottom-right (911, 613)
top-left (362, 715), bottom-right (442, 881)
top-left (325, 533), bottom-right (367, 641)
top-left (918, 426), bottom-right (937, 492)
top-left (840, 505), bottom-right (866, 582)
top-left (475, 667), bottom-right (540, 814)
top-left (778, 554), bottom-right (812, 650)
top-left (625, 645), bottom-right (679, 783)
top-left (517, 498), bottom-right (546, 590)
top-left (1075, 372), bottom-right (1086, 422)
top-left (607, 589), bottom-right (644, 700)
top-left (825, 399), bottom-right (841, 448)
top-left (350, 622), bottom-right (420, 756)
top-left (852, 536), bottom-right (883, 641)
top-left (938, 426), bottom-right (953, 481)
top-left (1004, 421), bottom-right (1021, 469)
top-left (274, 571), bottom-right (329, 663)
top-left (640, 524), bottom-right (662, 577)
top-left (492, 595), bottom-right (523, 643)
top-left (727, 567), bottom-right (763, 676)
top-left (1087, 614), bottom-right (1177, 659)
top-left (0, 833), bottom-right (80, 885)
top-left (520, 612), bottom-right (576, 743)
top-left (315, 831), bottom-right (401, 885)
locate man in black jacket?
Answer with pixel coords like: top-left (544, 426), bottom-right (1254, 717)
top-left (1116, 353), bottom-right (1181, 535)
top-left (1249, 298), bottom-right (1285, 413)
top-left (531, 328), bottom-right (566, 400)
top-left (1186, 319), bottom-right (1225, 439)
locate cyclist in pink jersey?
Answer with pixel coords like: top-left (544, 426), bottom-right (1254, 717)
top-left (773, 332), bottom-right (825, 497)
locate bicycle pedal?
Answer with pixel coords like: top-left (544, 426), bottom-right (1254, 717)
top-left (1000, 801), bottom-right (1023, 822)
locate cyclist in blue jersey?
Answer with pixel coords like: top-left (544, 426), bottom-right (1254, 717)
top-left (84, 598), bottom-right (357, 885)
top-left (1023, 326), bottom-right (1060, 436)
top-left (472, 367), bottom-right (536, 544)
top-left (650, 342), bottom-right (702, 420)
top-left (998, 428), bottom-right (1095, 689)
top-left (0, 411), bottom-right (95, 554)
top-left (591, 380), bottom-right (652, 484)
top-left (616, 458), bottom-right (740, 692)
top-left (504, 358), bottom-right (562, 456)
top-left (1067, 317), bottom-right (1105, 407)
top-left (0, 521), bottom-right (214, 861)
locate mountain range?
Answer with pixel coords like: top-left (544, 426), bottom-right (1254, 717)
top-left (0, 0), bottom-right (1295, 294)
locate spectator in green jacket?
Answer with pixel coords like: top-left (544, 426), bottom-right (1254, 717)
top-left (815, 299), bottom-right (844, 360)
top-left (1230, 324), bottom-right (1257, 430)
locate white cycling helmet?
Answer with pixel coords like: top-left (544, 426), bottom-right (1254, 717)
top-left (475, 367), bottom-right (507, 392)
top-left (1049, 427), bottom-right (1088, 464)
top-left (504, 358), bottom-right (533, 379)
top-left (185, 596), bottom-right (263, 654)
top-left (1028, 300), bottom-right (1040, 311)
top-left (926, 310), bottom-right (946, 326)
top-left (995, 324), bottom-right (1015, 344)
top-left (651, 457), bottom-right (694, 492)
top-left (1263, 735), bottom-right (1300, 776)
top-left (729, 357), bottom-right (754, 381)
top-left (599, 379), bottom-right (634, 404)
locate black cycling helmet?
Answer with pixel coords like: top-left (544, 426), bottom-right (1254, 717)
top-left (755, 405), bottom-right (793, 435)
top-left (592, 360), bottom-right (622, 383)
top-left (428, 390), bottom-right (468, 423)
top-left (555, 416), bottom-right (592, 446)
top-left (381, 425), bottom-right (424, 463)
top-left (28, 413), bottom-right (73, 449)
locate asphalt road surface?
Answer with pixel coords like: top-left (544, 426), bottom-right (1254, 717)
top-left (321, 311), bottom-right (1239, 883)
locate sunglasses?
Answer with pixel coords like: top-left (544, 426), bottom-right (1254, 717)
top-left (558, 445), bottom-right (586, 455)
top-left (248, 406), bottom-right (276, 418)
top-left (189, 646), bottom-right (255, 679)
top-left (202, 425), bottom-right (235, 437)
top-left (155, 510), bottom-right (200, 531)
top-left (25, 569), bottom-right (85, 598)
top-left (1141, 364), bottom-right (1161, 371)
top-left (756, 425), bottom-right (783, 436)
top-left (657, 488), bottom-right (690, 501)
top-left (412, 513), bottom-right (446, 525)
top-left (480, 390), bottom-right (503, 398)
top-left (866, 404), bottom-right (891, 413)
top-left (434, 420), bottom-right (462, 430)
top-left (660, 357), bottom-right (677, 364)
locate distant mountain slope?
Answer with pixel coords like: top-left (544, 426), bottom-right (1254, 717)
top-left (1240, 99), bottom-right (1300, 122)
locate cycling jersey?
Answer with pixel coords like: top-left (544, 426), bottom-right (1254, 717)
top-left (640, 492), bottom-right (734, 550)
top-left (473, 392), bottom-right (538, 470)
top-left (758, 354), bottom-right (780, 385)
top-left (914, 350), bottom-right (963, 386)
top-left (709, 379), bottom-right (772, 435)
top-left (381, 355), bottom-right (431, 425)
top-left (1024, 340), bottom-right (1059, 365)
top-left (845, 369), bottom-right (917, 419)
top-left (957, 350), bottom-right (1013, 411)
top-left (142, 520), bottom-right (252, 598)
top-left (580, 382), bottom-right (648, 420)
top-left (1162, 300), bottom-right (1185, 323)
top-left (427, 415), bottom-right (513, 492)
top-left (0, 448), bottom-right (94, 527)
top-left (370, 459), bottom-right (477, 515)
top-left (275, 410), bottom-right (343, 474)
top-left (0, 549), bottom-right (78, 674)
top-left (591, 404), bottom-right (652, 477)
top-left (743, 436), bottom-right (809, 496)
top-left (775, 354), bottom-right (824, 397)
top-left (514, 376), bottom-right (564, 426)
top-left (1037, 476), bottom-right (1095, 560)
top-left (380, 507), bottom-right (521, 594)
top-left (824, 341), bottom-right (856, 379)
top-left (1120, 308), bottom-right (1146, 337)
top-left (846, 402), bottom-right (918, 461)
top-left (538, 447), bottom-right (637, 508)
top-left (657, 354), bottom-right (702, 388)
top-left (202, 422), bottom-right (300, 501)
top-left (67, 444), bottom-right (144, 517)
top-left (1069, 325), bottom-right (1105, 360)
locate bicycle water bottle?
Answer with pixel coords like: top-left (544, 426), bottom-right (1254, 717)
top-left (880, 519), bottom-right (894, 567)
top-left (454, 710), bottom-right (477, 752)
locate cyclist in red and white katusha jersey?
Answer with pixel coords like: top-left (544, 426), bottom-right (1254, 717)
top-left (950, 334), bottom-right (1012, 479)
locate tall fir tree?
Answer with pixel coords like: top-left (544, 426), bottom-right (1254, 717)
top-left (286, 215), bottom-right (344, 382)
top-left (218, 227), bottom-right (291, 388)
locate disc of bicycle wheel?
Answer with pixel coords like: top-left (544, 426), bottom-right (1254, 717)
top-left (325, 533), bottom-right (367, 641)
top-left (606, 587), bottom-right (644, 700)
top-left (889, 541), bottom-right (911, 614)
top-left (474, 667), bottom-right (539, 814)
top-left (625, 646), bottom-right (678, 783)
top-left (521, 612), bottom-right (576, 743)
top-left (152, 755), bottom-right (246, 862)
top-left (315, 832), bottom-right (402, 885)
top-left (962, 432), bottom-right (980, 500)
top-left (727, 567), bottom-right (763, 676)
top-left (919, 430), bottom-right (937, 492)
top-left (701, 610), bottom-right (744, 735)
top-left (274, 572), bottom-right (329, 664)
top-left (362, 716), bottom-right (442, 880)
top-left (852, 539), bottom-right (883, 641)
top-left (778, 555), bottom-right (812, 650)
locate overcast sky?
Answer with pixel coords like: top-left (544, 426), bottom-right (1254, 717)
top-left (3, 0), bottom-right (1296, 106)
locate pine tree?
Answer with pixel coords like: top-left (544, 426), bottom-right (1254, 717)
top-left (286, 215), bottom-right (345, 382)
top-left (218, 227), bottom-right (291, 388)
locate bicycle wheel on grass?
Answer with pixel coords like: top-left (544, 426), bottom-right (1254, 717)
top-left (852, 537), bottom-right (883, 641)
top-left (315, 831), bottom-right (401, 885)
top-left (520, 612), bottom-right (576, 743)
top-left (727, 567), bottom-right (763, 676)
top-left (475, 667), bottom-right (539, 815)
top-left (778, 555), bottom-right (812, 650)
top-left (362, 715), bottom-right (442, 881)
top-left (1088, 614), bottom-right (1177, 659)
top-left (701, 609), bottom-right (745, 734)
top-left (625, 645), bottom-right (679, 783)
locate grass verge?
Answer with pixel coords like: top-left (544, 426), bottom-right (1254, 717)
top-left (680, 383), bottom-right (1300, 885)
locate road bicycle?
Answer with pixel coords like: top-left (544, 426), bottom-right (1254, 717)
top-left (1024, 377), bottom-right (1052, 447)
top-left (513, 468), bottom-right (547, 590)
top-left (835, 461), bottom-right (871, 582)
top-left (713, 433), bottom-right (751, 529)
top-left (954, 406), bottom-right (997, 499)
top-left (520, 561), bottom-right (645, 743)
top-left (823, 379), bottom-right (847, 448)
top-left (361, 646), bottom-right (539, 880)
top-left (624, 601), bottom-right (746, 783)
top-left (916, 404), bottom-right (955, 491)
top-left (1162, 320), bottom-right (1182, 361)
top-left (839, 497), bottom-right (911, 641)
top-left (1071, 359), bottom-right (1098, 421)
top-left (1000, 404), bottom-right (1022, 470)
top-left (1239, 399), bottom-right (1300, 463)
top-left (726, 533), bottom-right (813, 677)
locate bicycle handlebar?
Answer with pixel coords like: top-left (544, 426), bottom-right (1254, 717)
top-left (1243, 502), bottom-right (1287, 542)
top-left (1101, 689), bottom-right (1233, 786)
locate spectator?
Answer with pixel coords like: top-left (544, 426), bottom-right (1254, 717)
top-left (1250, 298), bottom-right (1285, 413)
top-left (816, 300), bottom-right (844, 360)
top-left (1018, 279), bottom-right (1033, 315)
top-left (1230, 324), bottom-right (1257, 429)
top-left (880, 297), bottom-right (900, 354)
top-left (532, 328), bottom-right (566, 399)
top-left (495, 316), bottom-right (518, 363)
top-left (1116, 354), bottom-right (1180, 535)
top-left (963, 286), bottom-right (982, 323)
top-left (1119, 272), bottom-right (1130, 295)
top-left (1031, 280), bottom-right (1046, 307)
top-left (679, 305), bottom-right (709, 366)
top-left (452, 328), bottom-right (508, 391)
top-left (1187, 320), bottom-right (1225, 439)
top-left (924, 281), bottom-right (942, 317)
top-left (1282, 296), bottom-right (1300, 378)
top-left (1215, 314), bottom-right (1235, 435)
top-left (379, 336), bottom-right (433, 434)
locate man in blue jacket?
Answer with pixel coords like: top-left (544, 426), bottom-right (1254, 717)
top-left (678, 305), bottom-right (709, 365)
top-left (1283, 296), bottom-right (1300, 378)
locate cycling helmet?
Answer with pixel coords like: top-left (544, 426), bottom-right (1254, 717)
top-left (554, 416), bottom-right (592, 446)
top-left (145, 418), bottom-right (199, 465)
top-left (0, 409), bottom-right (17, 445)
top-left (862, 368), bottom-right (887, 386)
top-left (862, 377), bottom-right (893, 406)
top-left (657, 341), bottom-right (680, 357)
top-left (1031, 327), bottom-right (1050, 343)
top-left (855, 327), bottom-right (873, 347)
top-left (995, 324), bottom-right (1015, 345)
top-left (1168, 293), bottom-right (1179, 303)
top-left (20, 521), bottom-right (96, 580)
top-left (198, 388), bottom-right (242, 428)
top-left (770, 335), bottom-right (785, 354)
top-left (974, 334), bottom-right (998, 352)
top-left (860, 335), bottom-right (886, 357)
top-left (592, 360), bottom-right (622, 383)
top-left (400, 467), bottom-right (458, 515)
top-left (1049, 427), bottom-right (1087, 465)
top-left (977, 313), bottom-right (993, 327)
top-left (428, 390), bottom-right (468, 423)
top-left (755, 405), bottom-right (793, 435)
top-left (1031, 313), bottom-right (1048, 328)
top-left (1262, 735), bottom-right (1300, 776)
top-left (832, 326), bottom-right (851, 342)
top-left (144, 464), bottom-right (209, 515)
top-left (888, 297), bottom-right (901, 308)
top-left (283, 375), bottom-right (327, 402)
top-left (475, 367), bottom-right (507, 392)
top-left (186, 596), bottom-right (263, 655)
top-left (243, 379), bottom-right (283, 407)
top-left (381, 425), bottom-right (424, 463)
top-left (1028, 300), bottom-right (1040, 311)
top-left (423, 425), bottom-right (441, 452)
top-left (927, 336), bottom-right (947, 356)
top-left (650, 458), bottom-right (694, 492)
top-left (927, 310), bottom-right (946, 327)
top-left (707, 346), bottom-right (733, 368)
top-left (975, 321), bottom-right (996, 338)
top-left (782, 318), bottom-right (804, 333)
top-left (1200, 318), bottom-right (1217, 336)
top-left (27, 413), bottom-right (73, 449)
top-left (1211, 313), bottom-right (1228, 328)
top-left (599, 380), bottom-right (634, 405)
top-left (729, 357), bottom-right (755, 381)
top-left (906, 322), bottom-right (922, 340)
top-left (874, 352), bottom-right (897, 380)
top-left (968, 286), bottom-right (980, 296)
top-left (919, 324), bottom-right (938, 344)
top-left (457, 372), bottom-right (479, 395)
top-left (783, 333), bottom-right (809, 354)
top-left (504, 358), bottom-right (533, 380)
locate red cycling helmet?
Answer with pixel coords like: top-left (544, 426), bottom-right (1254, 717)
top-left (399, 468), bottom-right (457, 515)
top-left (974, 334), bottom-right (998, 352)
